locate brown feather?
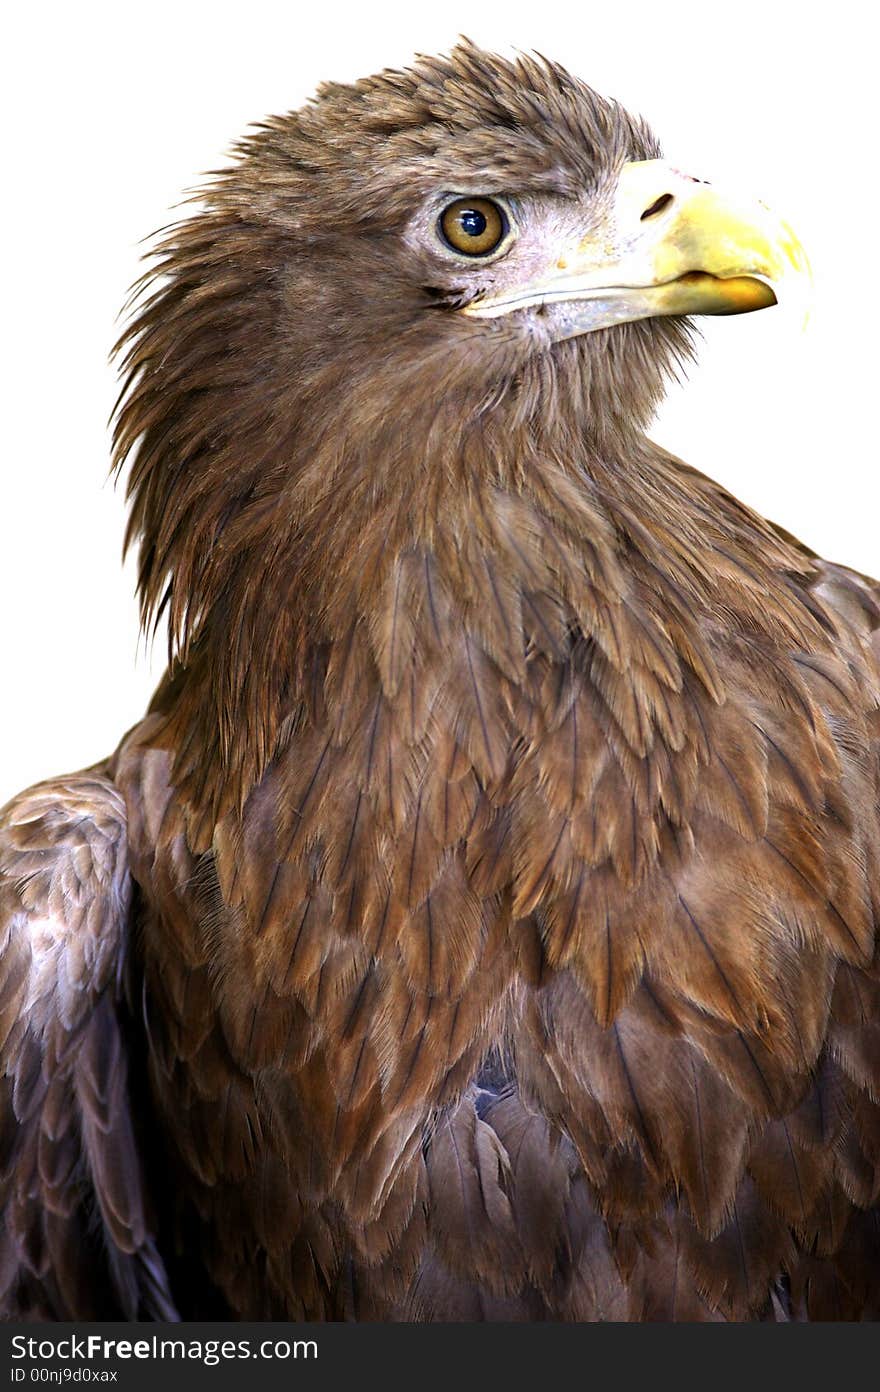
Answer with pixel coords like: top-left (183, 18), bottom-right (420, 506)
top-left (4, 40), bottom-right (880, 1322)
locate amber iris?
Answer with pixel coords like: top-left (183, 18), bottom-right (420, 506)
top-left (439, 197), bottom-right (508, 256)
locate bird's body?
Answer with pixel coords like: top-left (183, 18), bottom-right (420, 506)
top-left (2, 44), bottom-right (878, 1321)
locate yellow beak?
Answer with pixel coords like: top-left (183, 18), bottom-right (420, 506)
top-left (462, 159), bottom-right (809, 336)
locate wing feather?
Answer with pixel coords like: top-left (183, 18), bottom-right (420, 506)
top-left (0, 772), bottom-right (177, 1320)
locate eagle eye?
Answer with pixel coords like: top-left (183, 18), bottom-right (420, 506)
top-left (438, 197), bottom-right (510, 257)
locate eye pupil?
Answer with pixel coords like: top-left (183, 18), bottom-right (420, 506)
top-left (459, 209), bottom-right (487, 238)
top-left (439, 197), bottom-right (509, 257)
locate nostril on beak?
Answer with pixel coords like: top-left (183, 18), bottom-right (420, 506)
top-left (641, 193), bottom-right (674, 221)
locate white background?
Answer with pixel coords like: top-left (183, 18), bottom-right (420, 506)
top-left (1, 0), bottom-right (876, 805)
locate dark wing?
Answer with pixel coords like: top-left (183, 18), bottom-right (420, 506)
top-left (0, 771), bottom-right (177, 1319)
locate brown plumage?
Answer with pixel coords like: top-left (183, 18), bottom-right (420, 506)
top-left (2, 42), bottom-right (879, 1321)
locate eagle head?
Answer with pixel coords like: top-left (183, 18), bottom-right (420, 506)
top-left (113, 41), bottom-right (805, 794)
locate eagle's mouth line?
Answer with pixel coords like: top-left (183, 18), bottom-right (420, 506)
top-left (465, 270), bottom-right (773, 317)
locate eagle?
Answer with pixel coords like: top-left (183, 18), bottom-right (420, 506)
top-left (2, 41), bottom-right (878, 1323)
